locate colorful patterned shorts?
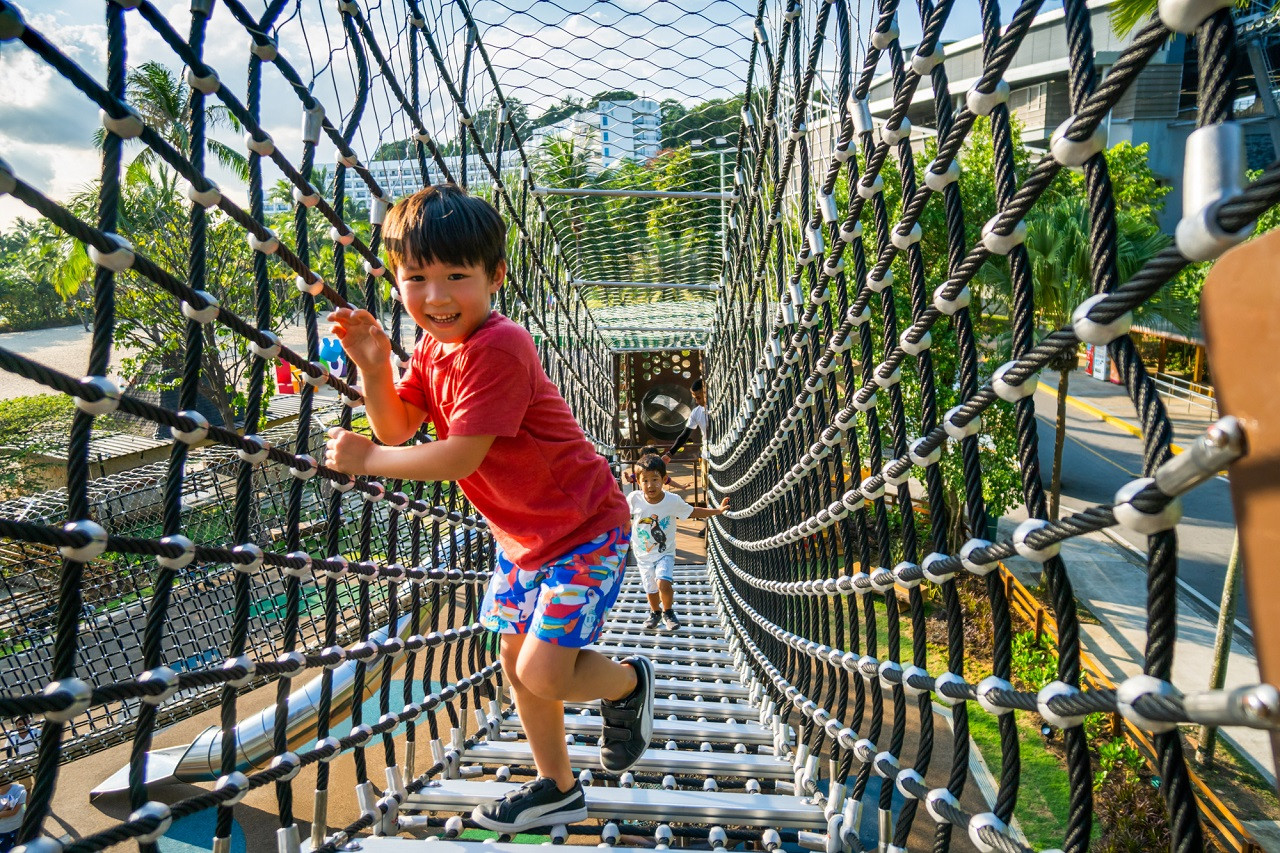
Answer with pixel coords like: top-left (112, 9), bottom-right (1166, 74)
top-left (480, 527), bottom-right (630, 647)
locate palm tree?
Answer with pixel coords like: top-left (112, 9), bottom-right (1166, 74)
top-left (93, 61), bottom-right (248, 181)
top-left (989, 197), bottom-right (1184, 520)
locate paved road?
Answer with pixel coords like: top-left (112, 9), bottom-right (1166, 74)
top-left (1031, 385), bottom-right (1243, 628)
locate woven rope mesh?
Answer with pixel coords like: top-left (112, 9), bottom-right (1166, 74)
top-left (0, 0), bottom-right (1277, 850)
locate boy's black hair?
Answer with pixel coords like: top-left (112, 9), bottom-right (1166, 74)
top-left (691, 378), bottom-right (704, 393)
top-left (635, 454), bottom-right (667, 479)
top-left (382, 184), bottom-right (507, 275)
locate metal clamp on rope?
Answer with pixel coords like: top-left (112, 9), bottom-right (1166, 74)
top-left (868, 268), bottom-right (893, 293)
top-left (893, 561), bottom-right (921, 590)
top-left (237, 434), bottom-right (271, 464)
top-left (181, 291), bottom-right (219, 324)
top-left (1038, 680), bottom-right (1087, 729)
top-left (59, 519), bottom-right (108, 563)
top-left (1072, 293), bottom-right (1131, 345)
top-left (922, 552), bottom-right (955, 585)
top-left (924, 159), bottom-right (960, 192)
top-left (185, 180), bottom-right (221, 208)
top-left (1013, 517), bottom-right (1060, 561)
top-left (223, 656), bottom-right (256, 688)
top-left (1050, 116), bottom-right (1106, 169)
top-left (880, 118), bottom-right (911, 146)
top-left (839, 217), bottom-right (863, 243)
top-left (289, 454), bottom-right (318, 481)
top-left (1156, 416), bottom-right (1243, 496)
top-left (899, 328), bottom-right (931, 357)
top-left (909, 437), bottom-right (941, 467)
top-left (372, 195), bottom-right (390, 227)
top-left (980, 214), bottom-right (1026, 255)
top-left (75, 376), bottom-right (121, 416)
top-left (891, 222), bottom-right (922, 250)
top-left (172, 411), bottom-right (210, 445)
top-left (857, 174), bottom-right (884, 199)
top-left (1116, 674), bottom-right (1181, 733)
top-left (139, 666), bottom-right (181, 706)
top-left (294, 277), bottom-right (325, 297)
top-left (976, 676), bottom-right (1014, 716)
top-left (100, 104), bottom-right (145, 139)
top-left (244, 130), bottom-right (275, 157)
top-left (968, 813), bottom-right (1011, 853)
top-left (1159, 0), bottom-right (1233, 32)
top-left (248, 330), bottom-right (281, 359)
top-left (231, 543), bottom-right (264, 576)
top-left (965, 80), bottom-right (1009, 117)
top-left (88, 233), bottom-right (135, 273)
top-left (959, 538), bottom-right (997, 576)
top-left (1176, 122), bottom-right (1254, 261)
top-left (848, 96), bottom-right (874, 136)
top-left (933, 283), bottom-right (970, 316)
top-left (329, 225), bottom-right (355, 246)
top-left (186, 65), bottom-right (220, 94)
top-left (912, 43), bottom-right (945, 75)
top-left (991, 360), bottom-right (1037, 402)
top-left (249, 35), bottom-right (278, 60)
top-left (943, 405), bottom-right (982, 440)
top-left (247, 228), bottom-right (279, 255)
top-left (130, 802), bottom-right (174, 844)
top-left (870, 15), bottom-right (899, 49)
top-left (1113, 478), bottom-right (1183, 534)
top-left (157, 534), bottom-right (196, 569)
top-left (292, 184), bottom-right (320, 208)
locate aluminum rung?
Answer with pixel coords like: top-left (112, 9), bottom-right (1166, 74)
top-left (503, 713), bottom-right (772, 744)
top-left (460, 740), bottom-right (795, 779)
top-left (355, 843), bottom-right (609, 853)
top-left (615, 592), bottom-right (716, 603)
top-left (654, 677), bottom-right (749, 699)
top-left (646, 660), bottom-right (740, 681)
top-left (612, 602), bottom-right (718, 614)
top-left (405, 779), bottom-right (828, 829)
top-left (609, 614), bottom-right (721, 629)
top-left (567, 696), bottom-right (753, 720)
top-left (593, 644), bottom-right (731, 665)
top-left (598, 632), bottom-right (733, 651)
top-left (605, 622), bottom-right (724, 637)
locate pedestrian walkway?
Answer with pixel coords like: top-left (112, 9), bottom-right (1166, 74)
top-left (1040, 367), bottom-right (1216, 454)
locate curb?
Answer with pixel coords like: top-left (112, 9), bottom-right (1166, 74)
top-left (1049, 389), bottom-right (1186, 455)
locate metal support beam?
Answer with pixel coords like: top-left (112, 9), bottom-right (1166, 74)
top-left (534, 185), bottom-right (735, 201)
top-left (574, 279), bottom-right (719, 292)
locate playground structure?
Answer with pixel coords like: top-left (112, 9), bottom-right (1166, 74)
top-left (0, 0), bottom-right (1278, 851)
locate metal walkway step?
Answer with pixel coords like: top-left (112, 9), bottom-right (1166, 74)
top-left (605, 617), bottom-right (723, 634)
top-left (503, 713), bottom-right (773, 745)
top-left (404, 779), bottom-right (828, 829)
top-left (460, 740), bottom-right (795, 779)
top-left (567, 696), bottom-right (753, 720)
top-left (611, 602), bottom-right (719, 615)
top-left (645, 661), bottom-right (739, 681)
top-left (598, 631), bottom-right (733, 651)
top-left (595, 644), bottom-right (732, 665)
top-left (654, 677), bottom-right (749, 699)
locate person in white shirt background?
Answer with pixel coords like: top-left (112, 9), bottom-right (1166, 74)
top-left (627, 454), bottom-right (728, 631)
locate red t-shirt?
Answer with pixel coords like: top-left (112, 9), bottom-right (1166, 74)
top-left (397, 312), bottom-right (629, 569)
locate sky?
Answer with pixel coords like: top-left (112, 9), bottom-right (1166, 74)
top-left (0, 0), bottom-right (1035, 231)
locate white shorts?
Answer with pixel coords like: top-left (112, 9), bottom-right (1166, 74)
top-left (636, 555), bottom-right (675, 595)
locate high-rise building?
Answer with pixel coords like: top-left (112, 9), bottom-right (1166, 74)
top-left (528, 98), bottom-right (662, 170)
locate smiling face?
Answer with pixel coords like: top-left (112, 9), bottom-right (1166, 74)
top-left (397, 257), bottom-right (507, 346)
top-left (637, 468), bottom-right (666, 502)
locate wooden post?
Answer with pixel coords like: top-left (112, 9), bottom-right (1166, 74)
top-left (1158, 338), bottom-right (1168, 374)
top-left (1200, 228), bottom-right (1280, 788)
top-left (1193, 344), bottom-right (1204, 384)
top-left (1035, 608), bottom-right (1046, 643)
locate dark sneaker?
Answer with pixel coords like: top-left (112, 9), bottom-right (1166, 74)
top-left (661, 610), bottom-right (681, 632)
top-left (470, 777), bottom-right (588, 832)
top-left (643, 610), bottom-right (662, 630)
top-left (599, 656), bottom-right (654, 772)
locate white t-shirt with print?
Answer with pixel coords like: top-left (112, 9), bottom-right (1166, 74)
top-left (687, 405), bottom-right (708, 433)
top-left (628, 490), bottom-right (694, 566)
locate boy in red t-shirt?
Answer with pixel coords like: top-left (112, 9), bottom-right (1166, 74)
top-left (323, 185), bottom-right (653, 832)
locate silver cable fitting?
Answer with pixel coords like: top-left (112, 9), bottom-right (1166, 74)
top-left (933, 283), bottom-right (970, 316)
top-left (231, 543), bottom-right (264, 575)
top-left (965, 80), bottom-right (1009, 117)
top-left (1013, 517), bottom-right (1060, 562)
top-left (288, 454), bottom-right (318, 480)
top-left (943, 405), bottom-right (982, 440)
top-left (975, 676), bottom-right (1014, 716)
top-left (849, 96), bottom-right (874, 136)
top-left (130, 801), bottom-right (174, 844)
top-left (157, 534), bottom-right (196, 569)
top-left (249, 36), bottom-right (278, 60)
top-left (909, 437), bottom-right (941, 467)
top-left (912, 44), bottom-right (944, 75)
top-left (921, 552), bottom-right (955, 585)
top-left (247, 331), bottom-right (281, 360)
top-left (172, 410), bottom-right (210, 445)
top-left (59, 519), bottom-right (109, 563)
top-left (899, 328), bottom-right (931, 356)
top-left (1050, 116), bottom-right (1107, 169)
top-left (868, 268), bottom-right (893, 293)
top-left (185, 180), bottom-right (221, 208)
top-left (1038, 680), bottom-right (1087, 729)
top-left (216, 771), bottom-right (251, 804)
top-left (1071, 293), bottom-right (1131, 345)
top-left (890, 222), bottom-right (922, 249)
top-left (968, 812), bottom-right (1009, 853)
top-left (981, 214), bottom-right (1026, 255)
top-left (1159, 0), bottom-right (1233, 33)
top-left (302, 104), bottom-right (325, 145)
top-left (1113, 477), bottom-right (1183, 534)
top-left (926, 787), bottom-right (960, 823)
top-left (87, 233), bottom-right (135, 272)
top-left (880, 118), bottom-right (911, 146)
top-left (1116, 674), bottom-right (1180, 733)
top-left (247, 228), bottom-right (279, 255)
top-left (292, 184), bottom-right (319, 208)
top-left (186, 65), bottom-right (220, 94)
top-left (139, 666), bottom-right (181, 706)
top-left (244, 130), bottom-right (275, 157)
top-left (991, 360), bottom-right (1037, 402)
top-left (181, 290), bottom-right (220, 324)
top-left (100, 105), bottom-right (144, 139)
top-left (223, 656), bottom-right (256, 688)
top-left (237, 434), bottom-right (271, 464)
top-left (870, 16), bottom-right (899, 49)
top-left (959, 538), bottom-right (997, 576)
top-left (329, 226), bottom-right (355, 246)
top-left (1176, 122), bottom-right (1254, 261)
top-left (75, 375), bottom-right (121, 416)
top-left (296, 274), bottom-right (325, 296)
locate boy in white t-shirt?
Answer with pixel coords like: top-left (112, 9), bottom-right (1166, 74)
top-left (627, 455), bottom-right (728, 631)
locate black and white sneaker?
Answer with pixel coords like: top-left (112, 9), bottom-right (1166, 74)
top-left (599, 655), bottom-right (654, 772)
top-left (660, 610), bottom-right (681, 632)
top-left (643, 610), bottom-right (662, 630)
top-left (470, 777), bottom-right (588, 833)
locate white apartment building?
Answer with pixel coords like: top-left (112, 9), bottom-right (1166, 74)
top-left (528, 98), bottom-right (662, 170)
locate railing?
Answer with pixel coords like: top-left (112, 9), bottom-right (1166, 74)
top-left (1152, 372), bottom-right (1220, 420)
top-left (999, 567), bottom-right (1260, 853)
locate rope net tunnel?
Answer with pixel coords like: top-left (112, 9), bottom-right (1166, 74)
top-left (0, 0), bottom-right (1276, 851)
